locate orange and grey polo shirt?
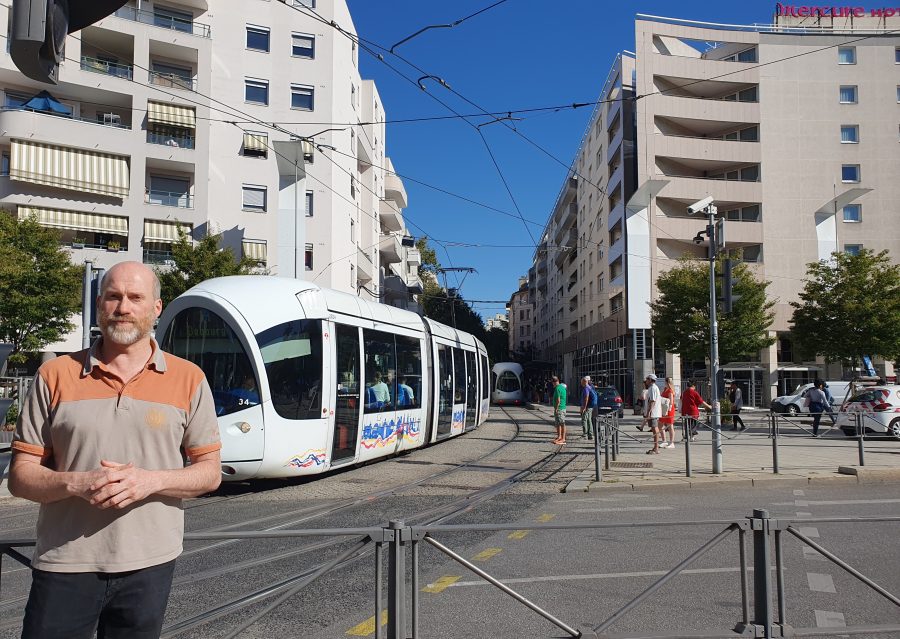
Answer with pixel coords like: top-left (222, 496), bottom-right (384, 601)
top-left (12, 338), bottom-right (221, 573)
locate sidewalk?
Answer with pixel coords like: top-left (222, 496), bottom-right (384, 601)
top-left (526, 403), bottom-right (900, 492)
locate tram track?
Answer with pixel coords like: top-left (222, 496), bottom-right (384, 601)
top-left (158, 406), bottom-right (559, 638)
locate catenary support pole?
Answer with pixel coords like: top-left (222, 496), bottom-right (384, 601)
top-left (387, 520), bottom-right (407, 639)
top-left (752, 509), bottom-right (773, 638)
top-left (81, 260), bottom-right (93, 349)
top-left (706, 205), bottom-right (723, 474)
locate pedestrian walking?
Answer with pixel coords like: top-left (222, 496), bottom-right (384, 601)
top-left (551, 375), bottom-right (567, 445)
top-left (9, 261), bottom-right (222, 639)
top-left (822, 382), bottom-right (837, 425)
top-left (806, 380), bottom-right (829, 437)
top-left (728, 380), bottom-right (746, 431)
top-left (659, 377), bottom-right (677, 448)
top-left (642, 374), bottom-right (662, 454)
top-left (580, 376), bottom-right (598, 440)
top-left (680, 379), bottom-right (712, 441)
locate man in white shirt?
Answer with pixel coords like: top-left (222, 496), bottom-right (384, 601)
top-left (642, 373), bottom-right (662, 454)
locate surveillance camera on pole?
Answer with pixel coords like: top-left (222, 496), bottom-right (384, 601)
top-left (686, 196), bottom-right (714, 215)
top-left (10, 0), bottom-right (129, 84)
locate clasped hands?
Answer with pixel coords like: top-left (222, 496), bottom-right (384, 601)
top-left (78, 460), bottom-right (159, 510)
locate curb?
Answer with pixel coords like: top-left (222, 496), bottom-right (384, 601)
top-left (838, 466), bottom-right (900, 481)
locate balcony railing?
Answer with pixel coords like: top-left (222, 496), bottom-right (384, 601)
top-left (147, 130), bottom-right (195, 149)
top-left (80, 55), bottom-right (133, 80)
top-left (145, 189), bottom-right (192, 208)
top-left (114, 6), bottom-right (211, 38)
top-left (142, 249), bottom-right (175, 265)
top-left (149, 71), bottom-right (197, 92)
top-left (1, 106), bottom-right (131, 130)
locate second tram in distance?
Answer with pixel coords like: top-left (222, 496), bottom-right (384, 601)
top-left (156, 276), bottom-right (490, 481)
top-left (491, 362), bottom-right (526, 406)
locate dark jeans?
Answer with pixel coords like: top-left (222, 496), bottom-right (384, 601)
top-left (22, 560), bottom-right (176, 639)
top-left (732, 408), bottom-right (745, 430)
top-left (811, 411), bottom-right (824, 436)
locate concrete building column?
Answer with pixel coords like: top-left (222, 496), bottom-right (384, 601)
top-left (761, 331), bottom-right (778, 405)
top-left (665, 351), bottom-right (681, 394)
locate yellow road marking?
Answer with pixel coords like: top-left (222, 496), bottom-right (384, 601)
top-left (422, 575), bottom-right (461, 593)
top-left (508, 530), bottom-right (529, 540)
top-left (472, 547), bottom-right (502, 561)
top-left (536, 513), bottom-right (556, 523)
top-left (346, 610), bottom-right (388, 636)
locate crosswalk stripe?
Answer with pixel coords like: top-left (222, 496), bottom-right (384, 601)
top-left (536, 513), bottom-right (556, 523)
top-left (422, 575), bottom-right (461, 593)
top-left (472, 548), bottom-right (502, 561)
top-left (508, 530), bottom-right (529, 540)
top-left (346, 610), bottom-right (388, 636)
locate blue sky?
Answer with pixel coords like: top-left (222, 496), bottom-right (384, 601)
top-left (346, 1), bottom-right (777, 319)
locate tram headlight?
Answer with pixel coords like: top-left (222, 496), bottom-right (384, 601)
top-left (238, 422), bottom-right (251, 434)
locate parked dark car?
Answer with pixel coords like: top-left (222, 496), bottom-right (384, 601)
top-left (595, 386), bottom-right (624, 418)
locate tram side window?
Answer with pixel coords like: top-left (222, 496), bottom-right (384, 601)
top-left (162, 308), bottom-right (260, 417)
top-left (453, 347), bottom-right (466, 404)
top-left (395, 335), bottom-right (422, 409)
top-left (481, 355), bottom-right (489, 400)
top-left (256, 319), bottom-right (323, 420)
top-left (437, 344), bottom-right (453, 415)
top-left (363, 329), bottom-right (396, 413)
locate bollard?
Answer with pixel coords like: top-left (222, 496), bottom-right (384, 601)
top-left (614, 415), bottom-right (620, 457)
top-left (593, 413), bottom-right (602, 483)
top-left (684, 418), bottom-right (692, 478)
top-left (856, 412), bottom-right (866, 467)
top-left (603, 419), bottom-right (611, 471)
top-left (752, 509), bottom-right (774, 638)
top-left (771, 414), bottom-right (780, 475)
top-left (387, 520), bottom-right (407, 639)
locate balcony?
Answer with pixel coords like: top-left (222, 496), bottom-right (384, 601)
top-left (384, 169), bottom-right (408, 208)
top-left (114, 6), bottom-right (211, 38)
top-left (406, 247), bottom-right (421, 267)
top-left (143, 248), bottom-right (175, 265)
top-left (357, 246), bottom-right (374, 282)
top-left (145, 189), bottom-right (192, 209)
top-left (149, 71), bottom-right (197, 92)
top-left (80, 56), bottom-right (133, 80)
top-left (378, 233), bottom-right (402, 265)
top-left (147, 130), bottom-right (195, 150)
top-left (379, 200), bottom-right (404, 233)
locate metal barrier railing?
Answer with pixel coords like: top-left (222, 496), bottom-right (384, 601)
top-left (3, 512), bottom-right (899, 638)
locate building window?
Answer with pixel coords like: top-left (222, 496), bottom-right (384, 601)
top-left (897, 86), bottom-right (900, 102)
top-left (292, 33), bottom-right (315, 58)
top-left (896, 47), bottom-right (900, 63)
top-left (291, 84), bottom-right (314, 110)
top-left (293, 0), bottom-right (315, 7)
top-left (723, 204), bottom-right (761, 222)
top-left (840, 125), bottom-right (859, 143)
top-left (245, 79), bottom-right (269, 105)
top-left (736, 47), bottom-right (757, 62)
top-left (739, 245), bottom-right (762, 263)
top-left (0, 152), bottom-right (8, 176)
top-left (305, 243), bottom-right (314, 270)
top-left (839, 85), bottom-right (857, 104)
top-left (838, 46), bottom-right (856, 64)
top-left (246, 26), bottom-right (270, 52)
top-left (242, 184), bottom-right (267, 212)
top-left (351, 84), bottom-right (356, 109)
top-left (841, 164), bottom-right (860, 183)
top-left (305, 190), bottom-right (314, 216)
top-left (842, 204), bottom-right (861, 223)
top-left (844, 244), bottom-right (862, 256)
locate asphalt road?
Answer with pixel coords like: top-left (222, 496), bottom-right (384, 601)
top-left (1, 408), bottom-right (899, 638)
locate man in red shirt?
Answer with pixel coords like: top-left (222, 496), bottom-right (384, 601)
top-left (680, 380), bottom-right (711, 441)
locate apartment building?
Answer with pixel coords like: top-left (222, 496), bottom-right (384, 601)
top-left (507, 276), bottom-right (534, 359)
top-left (529, 11), bottom-right (900, 406)
top-left (0, 0), bottom-right (422, 352)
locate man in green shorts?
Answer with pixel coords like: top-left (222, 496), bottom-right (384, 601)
top-left (552, 375), bottom-right (567, 445)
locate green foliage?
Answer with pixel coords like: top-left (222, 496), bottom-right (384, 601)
top-left (415, 237), bottom-right (439, 277)
top-left (0, 213), bottom-right (83, 363)
top-left (720, 397), bottom-right (733, 424)
top-left (650, 257), bottom-right (776, 363)
top-left (790, 249), bottom-right (900, 364)
top-left (157, 230), bottom-right (263, 306)
top-left (5, 401), bottom-right (18, 427)
top-left (483, 327), bottom-right (510, 364)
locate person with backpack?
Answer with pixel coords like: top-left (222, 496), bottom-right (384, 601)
top-left (580, 376), bottom-right (598, 440)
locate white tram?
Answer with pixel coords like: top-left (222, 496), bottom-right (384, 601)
top-left (156, 277), bottom-right (491, 481)
top-left (491, 362), bottom-right (525, 406)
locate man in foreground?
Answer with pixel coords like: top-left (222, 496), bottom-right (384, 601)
top-left (9, 261), bottom-right (221, 638)
top-left (642, 374), bottom-right (662, 454)
top-left (551, 376), bottom-right (567, 445)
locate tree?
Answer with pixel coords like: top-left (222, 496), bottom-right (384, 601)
top-left (790, 249), bottom-right (900, 366)
top-left (0, 213), bottom-right (83, 363)
top-left (483, 327), bottom-right (509, 364)
top-left (157, 230), bottom-right (262, 306)
top-left (651, 257), bottom-right (776, 363)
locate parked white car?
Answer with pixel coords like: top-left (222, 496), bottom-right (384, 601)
top-left (836, 385), bottom-right (900, 439)
top-left (770, 381), bottom-right (852, 416)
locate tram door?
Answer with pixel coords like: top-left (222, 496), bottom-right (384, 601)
top-left (435, 344), bottom-right (454, 438)
top-left (452, 348), bottom-right (467, 435)
top-left (464, 350), bottom-right (478, 431)
top-left (332, 324), bottom-right (361, 464)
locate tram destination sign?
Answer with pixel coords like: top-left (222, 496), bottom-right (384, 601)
top-left (776, 3), bottom-right (900, 16)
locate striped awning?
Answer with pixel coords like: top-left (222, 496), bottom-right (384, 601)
top-left (243, 132), bottom-right (268, 152)
top-left (10, 140), bottom-right (130, 199)
top-left (144, 219), bottom-right (192, 243)
top-left (242, 240), bottom-right (267, 262)
top-left (147, 101), bottom-right (196, 129)
top-left (18, 206), bottom-right (128, 236)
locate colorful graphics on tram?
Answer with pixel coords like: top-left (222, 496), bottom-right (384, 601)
top-left (361, 414), bottom-right (422, 449)
top-left (285, 449), bottom-right (326, 469)
top-left (451, 408), bottom-right (466, 434)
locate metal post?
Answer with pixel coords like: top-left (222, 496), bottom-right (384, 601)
top-left (603, 418), bottom-right (611, 471)
top-left (684, 418), bottom-right (692, 478)
top-left (856, 412), bottom-right (865, 467)
top-left (411, 539), bottom-right (419, 639)
top-left (81, 260), bottom-right (94, 349)
top-left (387, 520), bottom-right (406, 639)
top-left (775, 529), bottom-right (786, 627)
top-left (614, 416), bottom-right (620, 457)
top-left (739, 529), bottom-right (750, 626)
top-left (752, 509), bottom-right (773, 638)
top-left (375, 541), bottom-right (384, 639)
top-left (707, 206), bottom-right (723, 474)
top-left (593, 412), bottom-right (601, 483)
top-left (772, 414), bottom-right (779, 474)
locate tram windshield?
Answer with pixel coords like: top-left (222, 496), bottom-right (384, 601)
top-left (256, 319), bottom-right (323, 420)
top-left (160, 307), bottom-right (260, 417)
top-left (496, 371), bottom-right (521, 393)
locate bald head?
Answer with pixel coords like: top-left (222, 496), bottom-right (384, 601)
top-left (100, 261), bottom-right (161, 301)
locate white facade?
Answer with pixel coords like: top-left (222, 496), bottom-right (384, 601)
top-left (0, 0), bottom-right (420, 352)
